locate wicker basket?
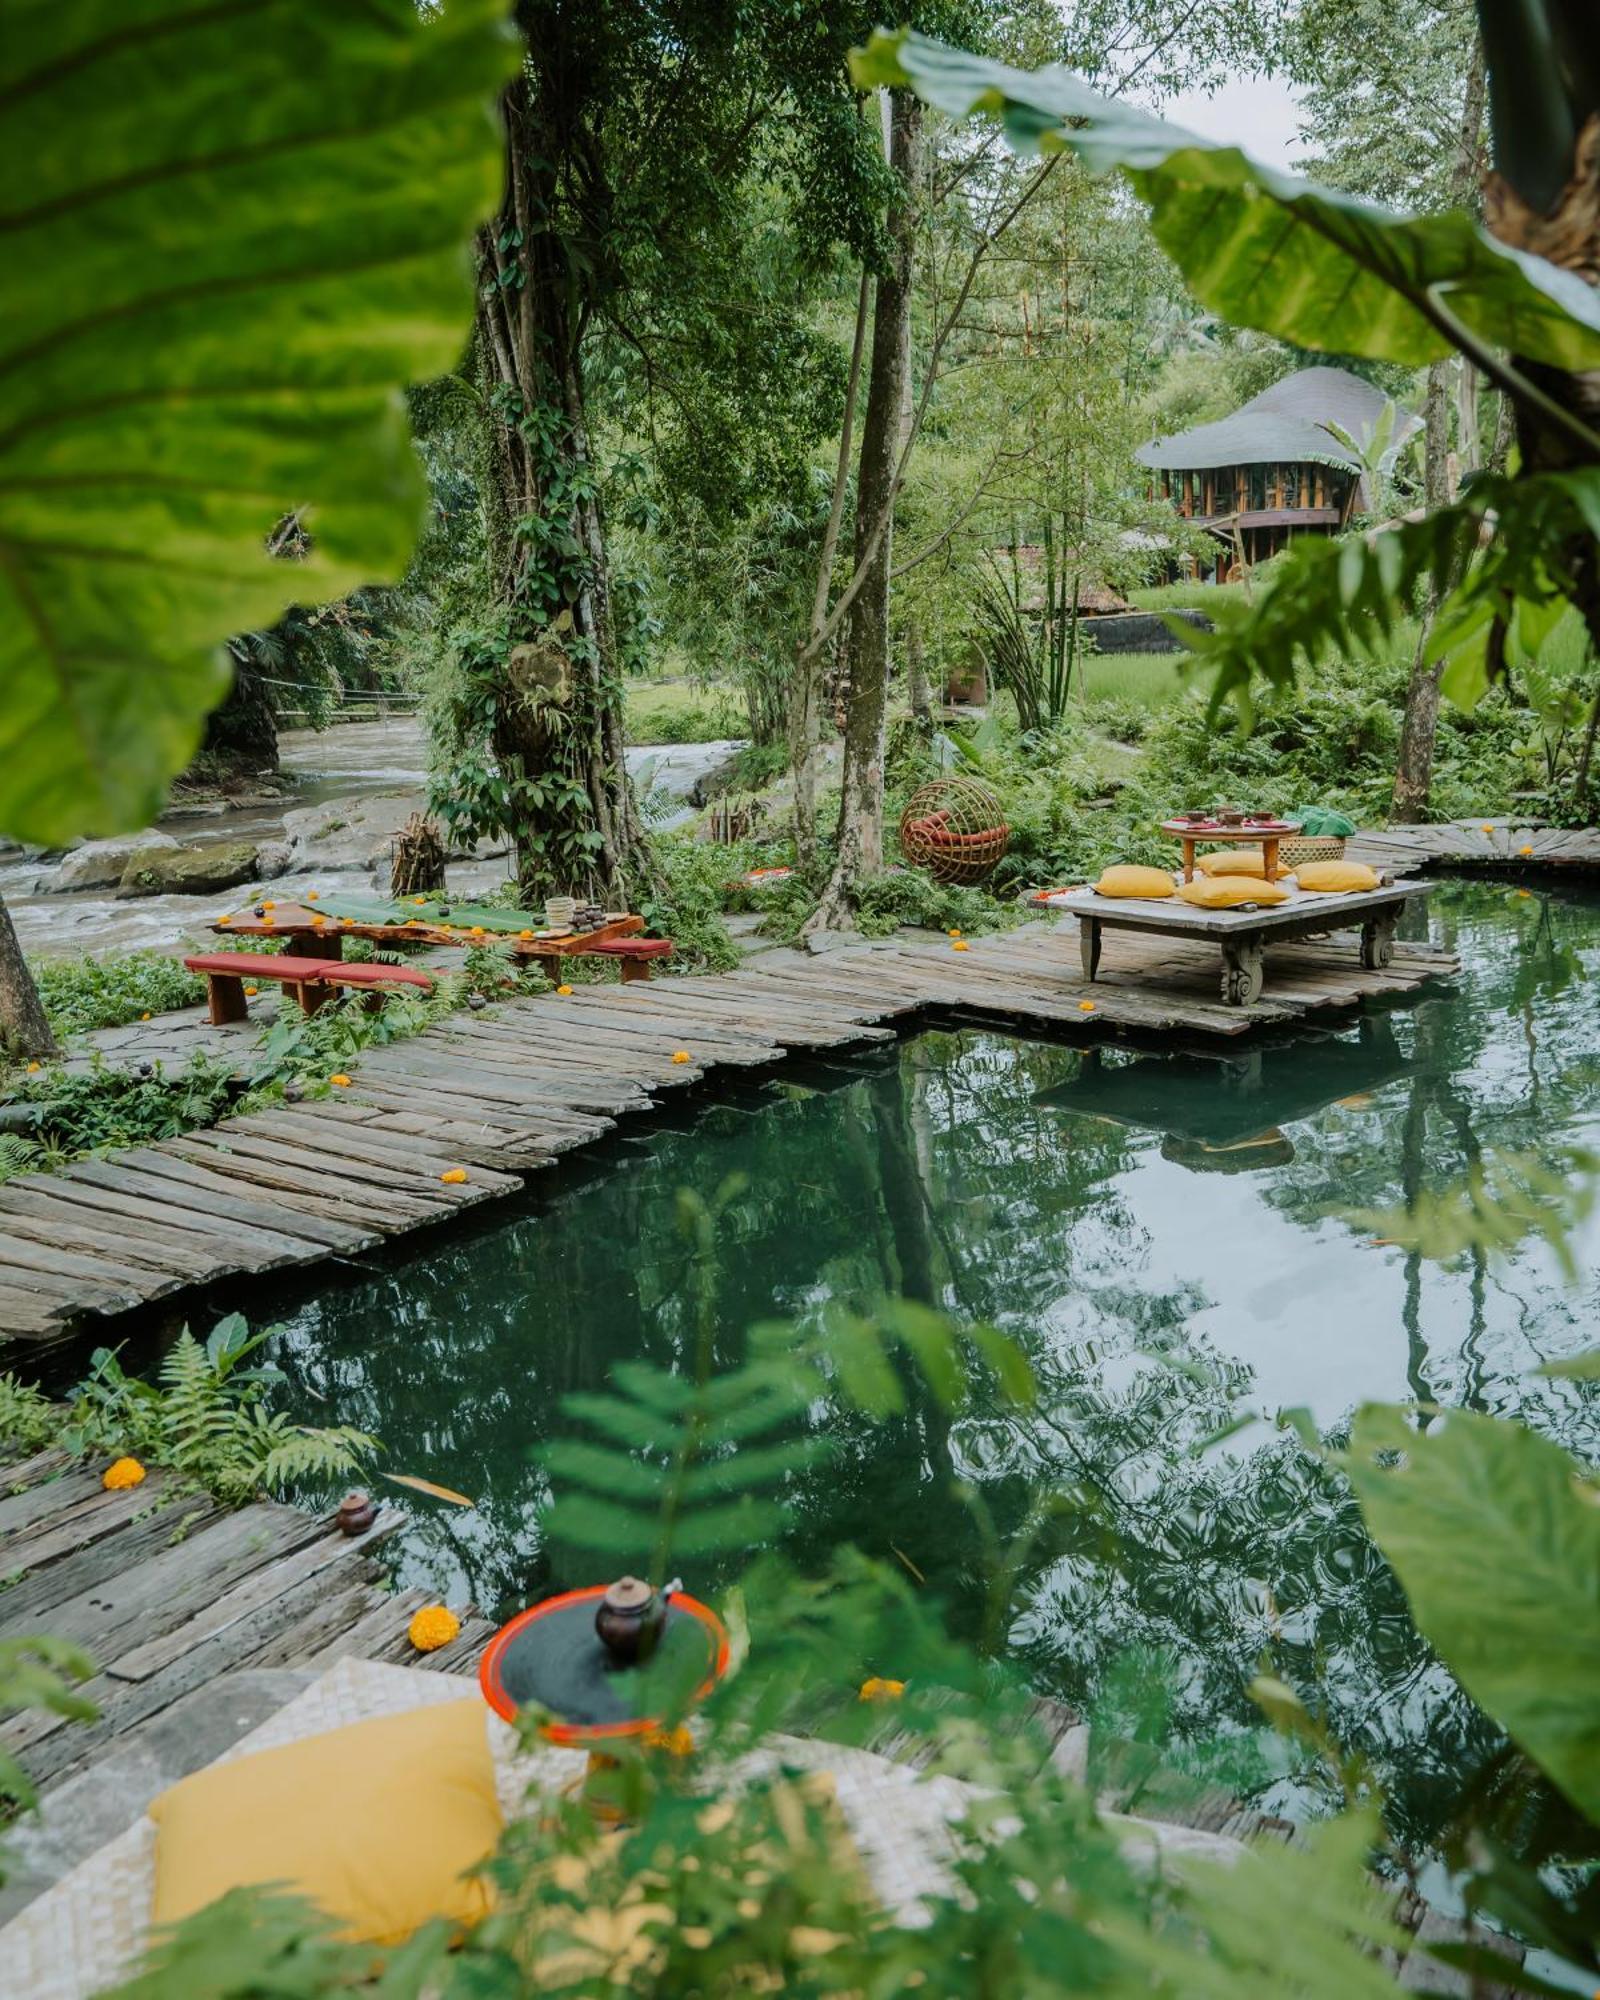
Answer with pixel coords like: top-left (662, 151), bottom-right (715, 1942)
top-left (1280, 835), bottom-right (1347, 868)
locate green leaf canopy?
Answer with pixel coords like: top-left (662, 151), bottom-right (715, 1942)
top-left (1345, 1404), bottom-right (1600, 1824)
top-left (851, 31), bottom-right (1600, 379)
top-left (0, 0), bottom-right (515, 843)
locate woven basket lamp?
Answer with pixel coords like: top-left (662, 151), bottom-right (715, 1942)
top-left (899, 776), bottom-right (1010, 886)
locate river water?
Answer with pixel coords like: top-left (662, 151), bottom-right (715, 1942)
top-left (258, 878), bottom-right (1600, 1846)
top-left (1, 721), bottom-right (741, 959)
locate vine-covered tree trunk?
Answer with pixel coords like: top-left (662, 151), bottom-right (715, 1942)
top-left (804, 91), bottom-right (921, 935)
top-left (1479, 0), bottom-right (1600, 789)
top-left (1391, 33), bottom-right (1487, 823)
top-left (0, 894), bottom-right (54, 1059)
top-left (1390, 361), bottom-right (1453, 821)
top-left (468, 58), bottom-right (654, 908)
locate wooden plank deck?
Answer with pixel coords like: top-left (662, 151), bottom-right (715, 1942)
top-left (0, 919), bottom-right (1458, 1352)
top-left (1346, 818), bottom-right (1600, 875)
top-left (0, 1447), bottom-right (491, 1798)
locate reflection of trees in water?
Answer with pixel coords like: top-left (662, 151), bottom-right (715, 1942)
top-left (266, 899), bottom-right (1599, 1849)
top-left (1260, 887), bottom-right (1600, 1427)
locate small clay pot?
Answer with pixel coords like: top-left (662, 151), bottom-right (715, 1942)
top-left (594, 1576), bottom-right (666, 1664)
top-left (336, 1490), bottom-right (377, 1535)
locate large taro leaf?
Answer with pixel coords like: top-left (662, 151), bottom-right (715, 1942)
top-left (1345, 1404), bottom-right (1600, 1824)
top-left (851, 31), bottom-right (1600, 380)
top-left (0, 0), bottom-right (515, 844)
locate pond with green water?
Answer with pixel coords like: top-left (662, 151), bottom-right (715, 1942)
top-left (269, 879), bottom-right (1599, 1844)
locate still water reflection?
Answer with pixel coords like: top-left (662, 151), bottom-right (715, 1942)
top-left (270, 880), bottom-right (1599, 1838)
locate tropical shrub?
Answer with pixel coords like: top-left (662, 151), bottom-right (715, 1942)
top-left (26, 954), bottom-right (205, 1040)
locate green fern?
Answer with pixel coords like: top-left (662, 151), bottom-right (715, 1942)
top-left (0, 1373), bottom-right (58, 1456)
top-left (0, 1133), bottom-right (39, 1185)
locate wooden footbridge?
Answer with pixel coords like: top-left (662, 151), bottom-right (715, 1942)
top-left (0, 919), bottom-right (1457, 1351)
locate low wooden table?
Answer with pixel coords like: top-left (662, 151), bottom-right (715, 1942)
top-left (1071, 881), bottom-right (1434, 1006)
top-left (213, 901), bottom-right (644, 965)
top-left (1160, 816), bottom-right (1299, 883)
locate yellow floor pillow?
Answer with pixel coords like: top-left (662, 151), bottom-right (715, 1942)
top-left (1293, 859), bottom-right (1381, 893)
top-left (1178, 875), bottom-right (1290, 909)
top-left (149, 1698), bottom-right (502, 1944)
top-left (1196, 849), bottom-right (1291, 880)
top-left (1094, 864), bottom-right (1175, 899)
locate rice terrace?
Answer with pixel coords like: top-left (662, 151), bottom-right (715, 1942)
top-left (2, 3), bottom-right (1599, 1996)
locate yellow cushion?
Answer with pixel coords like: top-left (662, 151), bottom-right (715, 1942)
top-left (1094, 865), bottom-right (1175, 899)
top-left (1178, 875), bottom-right (1290, 909)
top-left (1196, 849), bottom-right (1292, 880)
top-left (150, 1699), bottom-right (501, 1944)
top-left (1293, 859), bottom-right (1381, 893)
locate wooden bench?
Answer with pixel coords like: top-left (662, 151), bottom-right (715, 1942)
top-left (183, 954), bottom-right (434, 1026)
top-left (583, 937), bottom-right (675, 983)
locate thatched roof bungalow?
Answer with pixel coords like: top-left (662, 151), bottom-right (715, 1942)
top-left (1136, 367), bottom-right (1420, 579)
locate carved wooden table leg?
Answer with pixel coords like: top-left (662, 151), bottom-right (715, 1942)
top-left (1220, 934), bottom-right (1265, 1006)
top-left (1359, 908), bottom-right (1398, 969)
top-left (1078, 916), bottom-right (1102, 982)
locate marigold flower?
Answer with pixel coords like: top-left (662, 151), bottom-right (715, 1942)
top-left (858, 1677), bottom-right (905, 1703)
top-left (557, 985), bottom-right (573, 996)
top-left (262, 900), bottom-right (275, 910)
top-left (470, 926), bottom-right (485, 937)
top-left (1078, 999), bottom-right (1096, 1013)
top-left (341, 917), bottom-right (354, 927)
top-left (262, 917), bottom-right (275, 928)
top-left (1519, 844), bottom-right (1534, 856)
top-left (140, 1011), bottom-right (151, 1021)
top-left (440, 1167), bottom-right (469, 1184)
top-left (329, 1073), bottom-right (352, 1088)
top-left (947, 928), bottom-right (962, 938)
top-left (642, 1724), bottom-right (695, 1757)
top-left (951, 941), bottom-right (969, 952)
top-left (1481, 823), bottom-right (1494, 833)
top-left (408, 1605), bottom-right (461, 1653)
top-left (413, 897), bottom-right (427, 906)
top-left (306, 891), bottom-right (319, 901)
top-left (311, 914), bottom-right (325, 928)
top-left (217, 915), bottom-right (231, 926)
top-left (244, 985), bottom-right (259, 997)
top-left (519, 929), bottom-right (534, 940)
top-left (103, 1457), bottom-right (146, 1491)
top-left (671, 1050), bottom-right (692, 1064)
top-left (26, 1061), bottom-right (41, 1073)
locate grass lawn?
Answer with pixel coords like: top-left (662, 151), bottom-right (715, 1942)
top-left (1076, 651), bottom-right (1197, 711)
top-left (624, 678), bottom-right (745, 744)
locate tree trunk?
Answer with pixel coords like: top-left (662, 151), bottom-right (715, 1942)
top-left (0, 895), bottom-right (54, 1059)
top-left (1390, 360), bottom-right (1453, 822)
top-left (1391, 39), bottom-right (1487, 823)
top-left (804, 91), bottom-right (921, 937)
top-left (907, 612), bottom-right (932, 734)
top-left (469, 66), bottom-right (655, 908)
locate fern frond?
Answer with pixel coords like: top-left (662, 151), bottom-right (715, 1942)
top-left (254, 1425), bottom-right (377, 1496)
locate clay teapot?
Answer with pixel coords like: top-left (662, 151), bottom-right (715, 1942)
top-left (594, 1576), bottom-right (668, 1665)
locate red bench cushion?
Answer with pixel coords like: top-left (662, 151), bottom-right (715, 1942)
top-left (183, 954), bottom-right (432, 992)
top-left (321, 962), bottom-right (434, 992)
top-left (586, 939), bottom-right (674, 958)
top-left (185, 954), bottom-right (342, 980)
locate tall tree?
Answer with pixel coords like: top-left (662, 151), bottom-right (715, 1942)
top-left (438, 0), bottom-right (884, 905)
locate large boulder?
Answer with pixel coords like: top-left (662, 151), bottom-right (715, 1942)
top-left (55, 832), bottom-right (179, 893)
top-left (118, 840), bottom-right (261, 898)
top-left (281, 789), bottom-right (425, 874)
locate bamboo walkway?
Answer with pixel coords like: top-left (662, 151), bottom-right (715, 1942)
top-left (0, 920), bottom-right (1458, 1351)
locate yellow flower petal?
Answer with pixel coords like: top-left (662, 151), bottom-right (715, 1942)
top-left (859, 1676), bottom-right (906, 1702)
top-left (408, 1604), bottom-right (461, 1652)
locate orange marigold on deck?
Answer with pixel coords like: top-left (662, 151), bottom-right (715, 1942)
top-left (408, 1605), bottom-right (461, 1653)
top-left (642, 1724), bottom-right (695, 1757)
top-left (1078, 999), bottom-right (1096, 1012)
top-left (671, 1050), bottom-right (692, 1064)
top-left (858, 1677), bottom-right (905, 1703)
top-left (440, 1168), bottom-right (469, 1185)
top-left (329, 1073), bottom-right (352, 1089)
top-left (556, 985), bottom-right (573, 995)
top-left (103, 1457), bottom-right (146, 1491)
top-left (951, 941), bottom-right (969, 952)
